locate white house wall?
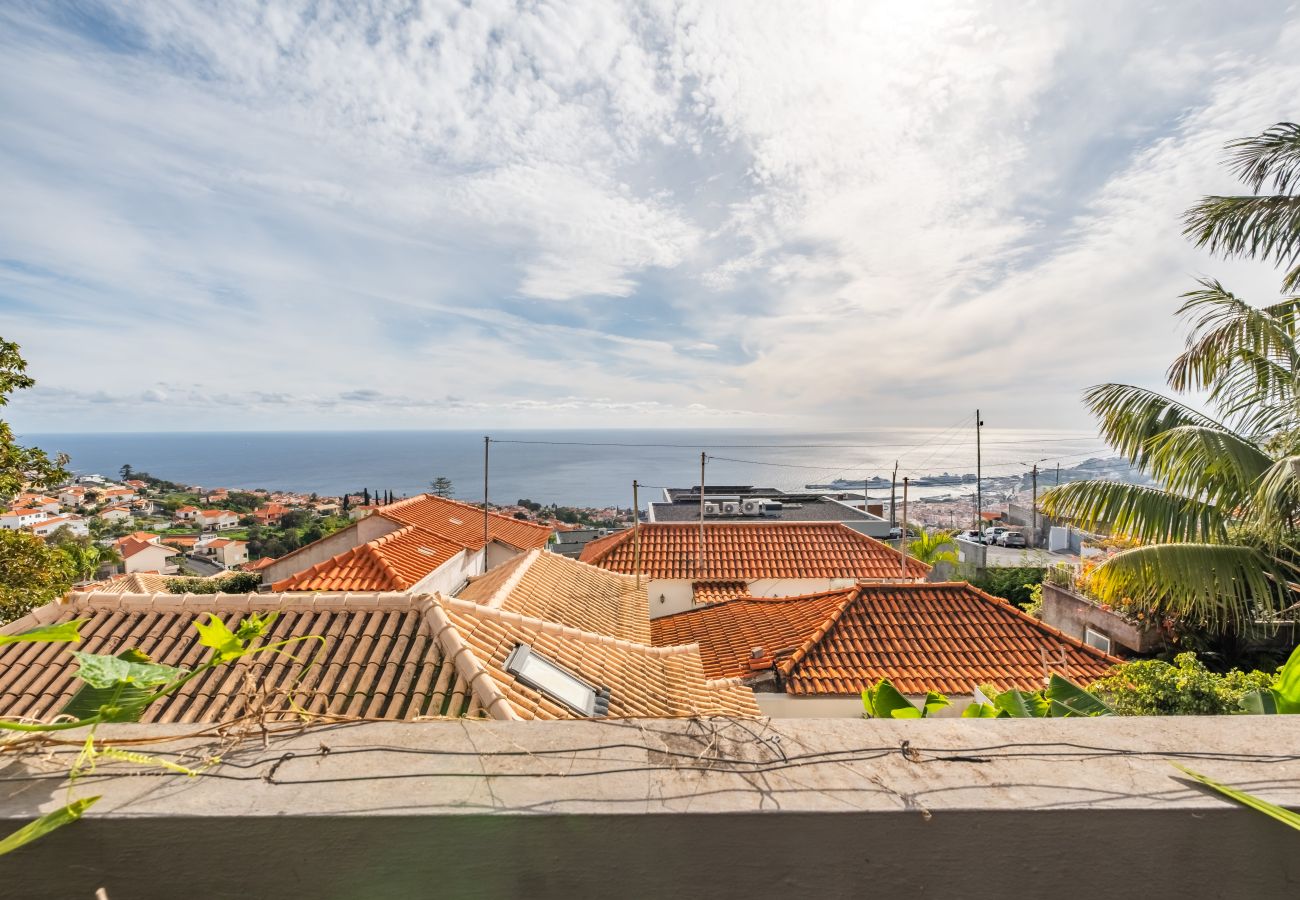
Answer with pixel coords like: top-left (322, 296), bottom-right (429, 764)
top-left (647, 578), bottom-right (848, 618)
top-left (410, 549), bottom-right (482, 596)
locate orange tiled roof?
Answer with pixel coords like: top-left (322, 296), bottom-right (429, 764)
top-left (580, 522), bottom-right (928, 581)
top-left (379, 494), bottom-right (552, 551)
top-left (457, 549), bottom-right (650, 643)
top-left (271, 526), bottom-right (466, 592)
top-left (651, 582), bottom-right (1120, 695)
top-left (243, 556), bottom-right (276, 571)
top-left (691, 581), bottom-right (751, 604)
top-left (117, 537), bottom-right (177, 561)
top-left (0, 592), bottom-right (759, 722)
top-left (652, 589), bottom-right (857, 679)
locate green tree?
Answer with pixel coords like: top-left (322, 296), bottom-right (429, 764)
top-left (907, 529), bottom-right (959, 566)
top-left (119, 464), bottom-right (133, 482)
top-left (51, 534), bottom-right (120, 583)
top-left (430, 476), bottom-right (454, 498)
top-left (0, 339), bottom-right (69, 499)
top-left (1042, 124), bottom-right (1300, 634)
top-left (0, 530), bottom-right (72, 622)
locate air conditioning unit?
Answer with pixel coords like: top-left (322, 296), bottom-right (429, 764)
top-left (741, 499), bottom-right (764, 516)
top-left (722, 501), bottom-right (741, 515)
top-left (703, 502), bottom-right (722, 516)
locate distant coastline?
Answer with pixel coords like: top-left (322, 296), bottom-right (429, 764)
top-left (21, 428), bottom-right (1113, 509)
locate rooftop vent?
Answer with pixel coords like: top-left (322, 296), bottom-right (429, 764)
top-left (416, 547), bottom-right (442, 558)
top-left (448, 517), bottom-right (464, 525)
top-left (504, 644), bottom-right (610, 717)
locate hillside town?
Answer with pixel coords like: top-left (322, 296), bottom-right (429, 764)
top-left (3, 4), bottom-right (1300, 895)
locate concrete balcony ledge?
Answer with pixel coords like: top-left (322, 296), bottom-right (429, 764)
top-left (2, 716), bottom-right (1299, 898)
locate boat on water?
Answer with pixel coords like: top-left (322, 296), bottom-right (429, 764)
top-left (805, 477), bottom-right (892, 490)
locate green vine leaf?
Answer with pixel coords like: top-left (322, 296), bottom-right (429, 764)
top-left (60, 649), bottom-right (186, 723)
top-left (0, 619), bottom-right (86, 647)
top-left (0, 796), bottom-right (100, 856)
top-left (70, 650), bottom-right (183, 690)
top-left (194, 614), bottom-right (243, 661)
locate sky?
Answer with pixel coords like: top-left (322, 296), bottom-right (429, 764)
top-left (1, 1), bottom-right (1298, 433)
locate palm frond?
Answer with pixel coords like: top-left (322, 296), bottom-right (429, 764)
top-left (1082, 383), bottom-right (1231, 465)
top-left (1223, 122), bottom-right (1300, 194)
top-left (1142, 424), bottom-right (1272, 510)
top-left (1250, 455), bottom-right (1300, 536)
top-left (1038, 480), bottom-right (1227, 544)
top-left (1207, 348), bottom-right (1299, 435)
top-left (1183, 195), bottom-right (1300, 290)
top-left (1166, 279), bottom-right (1299, 395)
top-left (1089, 543), bottom-right (1293, 631)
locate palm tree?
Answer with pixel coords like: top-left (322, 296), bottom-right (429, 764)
top-left (1185, 122), bottom-right (1300, 291)
top-left (1040, 125), bottom-right (1300, 633)
top-left (59, 542), bottom-right (117, 583)
top-left (908, 529), bottom-right (959, 567)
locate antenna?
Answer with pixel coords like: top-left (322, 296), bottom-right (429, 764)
top-left (632, 479), bottom-right (642, 588)
top-left (698, 452), bottom-right (706, 578)
top-left (900, 476), bottom-right (910, 579)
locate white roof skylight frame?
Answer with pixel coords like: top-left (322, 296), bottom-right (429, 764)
top-left (504, 644), bottom-right (610, 717)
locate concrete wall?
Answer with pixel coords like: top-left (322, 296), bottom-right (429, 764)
top-left (260, 516), bottom-right (402, 586)
top-left (647, 578), bottom-right (843, 618)
top-left (1041, 581), bottom-right (1161, 655)
top-left (485, 540), bottom-right (525, 571)
top-left (3, 717), bottom-right (1298, 899)
top-left (410, 549), bottom-right (481, 596)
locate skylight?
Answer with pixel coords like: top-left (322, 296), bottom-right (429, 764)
top-left (504, 644), bottom-right (610, 717)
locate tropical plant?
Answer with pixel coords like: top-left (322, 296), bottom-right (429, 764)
top-left (907, 529), bottom-right (959, 566)
top-left (1239, 643), bottom-right (1300, 713)
top-left (861, 679), bottom-right (949, 718)
top-left (861, 674), bottom-right (1112, 719)
top-left (961, 674), bottom-right (1114, 718)
top-left (1090, 652), bottom-right (1274, 716)
top-left (968, 565), bottom-right (1046, 607)
top-left (57, 541), bottom-right (116, 584)
top-left (1041, 124), bottom-right (1300, 634)
top-left (1184, 122), bottom-right (1300, 291)
top-left (1175, 765), bottom-right (1300, 832)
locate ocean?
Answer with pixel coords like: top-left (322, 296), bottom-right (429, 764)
top-left (20, 428), bottom-right (1109, 508)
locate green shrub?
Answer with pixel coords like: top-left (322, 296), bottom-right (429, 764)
top-left (166, 572), bottom-right (262, 595)
top-left (1089, 652), bottom-right (1275, 715)
top-left (969, 566), bottom-right (1046, 606)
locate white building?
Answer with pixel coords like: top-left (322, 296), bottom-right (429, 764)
top-left (118, 538), bottom-right (180, 575)
top-left (0, 508), bottom-right (48, 530)
top-left (205, 538), bottom-right (249, 569)
top-left (31, 516), bottom-right (90, 538)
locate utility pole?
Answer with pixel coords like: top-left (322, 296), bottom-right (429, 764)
top-left (975, 409), bottom-right (984, 535)
top-left (698, 452), bottom-right (707, 578)
top-left (900, 476), bottom-right (910, 579)
top-left (632, 479), bottom-right (642, 588)
top-left (889, 460), bottom-right (898, 526)
top-left (1031, 464), bottom-right (1039, 548)
top-left (482, 436), bottom-right (490, 574)
top-left (1056, 463), bottom-right (1061, 486)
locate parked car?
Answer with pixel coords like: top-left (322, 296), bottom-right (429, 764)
top-left (958, 529), bottom-right (985, 544)
top-left (984, 526), bottom-right (1009, 543)
top-left (888, 526), bottom-right (920, 540)
top-left (997, 531), bottom-right (1027, 548)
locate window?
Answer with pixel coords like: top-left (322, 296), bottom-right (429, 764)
top-left (504, 644), bottom-right (610, 717)
top-left (1084, 627), bottom-right (1112, 655)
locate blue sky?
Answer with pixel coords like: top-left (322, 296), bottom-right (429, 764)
top-left (2, 1), bottom-right (1298, 432)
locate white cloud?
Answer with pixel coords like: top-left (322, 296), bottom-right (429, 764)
top-left (1, 1), bottom-right (1297, 432)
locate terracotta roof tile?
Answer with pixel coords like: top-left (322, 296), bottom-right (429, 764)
top-left (272, 526), bottom-right (465, 592)
top-left (691, 581), bottom-right (751, 604)
top-left (651, 582), bottom-right (1120, 695)
top-left (0, 591), bottom-right (759, 722)
top-left (380, 494), bottom-right (552, 552)
top-left (458, 550), bottom-right (650, 642)
top-left (580, 522), bottom-right (928, 581)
